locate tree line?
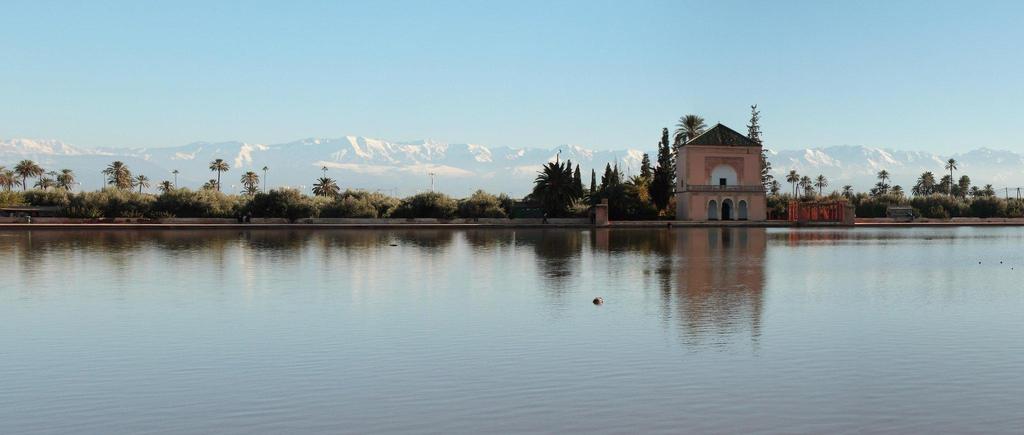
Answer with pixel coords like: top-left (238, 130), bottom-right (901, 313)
top-left (6, 106), bottom-right (1022, 221)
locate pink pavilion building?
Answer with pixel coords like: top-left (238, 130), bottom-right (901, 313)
top-left (675, 123), bottom-right (768, 221)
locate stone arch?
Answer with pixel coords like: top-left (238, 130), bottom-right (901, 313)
top-left (707, 199), bottom-right (719, 220)
top-left (738, 200), bottom-right (749, 220)
top-left (722, 198), bottom-right (734, 220)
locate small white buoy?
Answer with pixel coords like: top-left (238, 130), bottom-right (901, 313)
top-left (593, 297), bottom-right (604, 305)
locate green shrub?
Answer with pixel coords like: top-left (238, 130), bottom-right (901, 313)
top-left (910, 194), bottom-right (967, 219)
top-left (391, 192), bottom-right (458, 219)
top-left (766, 195), bottom-right (790, 219)
top-left (319, 194), bottom-right (378, 218)
top-left (851, 196), bottom-right (888, 218)
top-left (348, 190), bottom-right (397, 217)
top-left (1005, 199), bottom-right (1024, 218)
top-left (0, 191), bottom-right (25, 207)
top-left (458, 190), bottom-right (508, 219)
top-left (969, 196), bottom-right (1005, 218)
top-left (66, 189), bottom-right (155, 218)
top-left (496, 193), bottom-right (515, 217)
top-left (23, 189), bottom-right (71, 207)
top-left (921, 205), bottom-right (949, 219)
top-left (246, 188), bottom-right (315, 221)
top-left (152, 188), bottom-right (245, 218)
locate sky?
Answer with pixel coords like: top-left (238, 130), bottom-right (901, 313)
top-left (2, 0), bottom-right (1023, 154)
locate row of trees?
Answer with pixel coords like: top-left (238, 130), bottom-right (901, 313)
top-left (528, 112), bottom-right (715, 219)
top-left (1, 157), bottom-right (268, 195)
top-left (779, 162), bottom-right (997, 202)
top-left (1, 161), bottom-right (77, 192)
top-left (0, 185), bottom-right (520, 221)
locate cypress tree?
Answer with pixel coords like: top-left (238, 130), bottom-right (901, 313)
top-left (573, 164), bottom-right (583, 196)
top-left (590, 168), bottom-right (597, 193)
top-left (640, 153), bottom-right (652, 179)
top-left (748, 104), bottom-right (774, 191)
top-left (601, 163), bottom-right (613, 189)
top-left (649, 127), bottom-right (674, 210)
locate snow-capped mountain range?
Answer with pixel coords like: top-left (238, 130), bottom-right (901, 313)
top-left (3, 137), bottom-right (1024, 196)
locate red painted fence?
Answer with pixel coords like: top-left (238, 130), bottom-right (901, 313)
top-left (788, 200), bottom-right (853, 224)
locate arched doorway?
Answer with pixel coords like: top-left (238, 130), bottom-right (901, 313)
top-left (722, 199), bottom-right (733, 220)
top-left (707, 200), bottom-right (719, 220)
top-left (738, 200), bottom-right (748, 220)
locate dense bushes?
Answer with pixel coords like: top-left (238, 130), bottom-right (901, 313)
top-left (0, 191), bottom-right (25, 207)
top-left (968, 197), bottom-right (1005, 218)
top-left (151, 188), bottom-right (243, 218)
top-left (66, 189), bottom-right (155, 218)
top-left (457, 190), bottom-right (507, 218)
top-left (908, 195), bottom-right (968, 219)
top-left (391, 192), bottom-right (458, 219)
top-left (320, 195), bottom-right (377, 218)
top-left (245, 189), bottom-right (314, 221)
top-left (22, 190), bottom-right (70, 207)
top-left (319, 190), bottom-right (399, 218)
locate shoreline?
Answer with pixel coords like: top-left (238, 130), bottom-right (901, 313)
top-left (3, 220), bottom-right (1024, 229)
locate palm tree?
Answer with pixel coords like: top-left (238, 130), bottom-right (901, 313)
top-left (14, 160), bottom-right (44, 191)
top-left (0, 167), bottom-right (19, 191)
top-left (172, 169), bottom-right (180, 188)
top-left (240, 171), bottom-right (261, 196)
top-left (208, 159), bottom-right (230, 191)
top-left (913, 171), bottom-right (936, 196)
top-left (956, 175), bottom-right (971, 199)
top-left (312, 176), bottom-right (340, 197)
top-left (798, 175), bottom-right (812, 198)
top-left (944, 158), bottom-right (958, 196)
top-left (261, 166), bottom-right (269, 193)
top-left (674, 114), bottom-right (707, 146)
top-left (56, 169), bottom-right (76, 191)
top-left (133, 175), bottom-right (150, 193)
top-left (877, 169), bottom-right (890, 185)
top-left (34, 176), bottom-right (55, 190)
top-left (202, 179), bottom-right (218, 190)
top-left (158, 180), bottom-right (174, 193)
top-left (786, 170), bottom-right (800, 196)
top-left (768, 179), bottom-right (781, 196)
top-left (103, 161), bottom-right (133, 189)
top-left (532, 160), bottom-right (580, 216)
top-left (891, 185), bottom-right (905, 197)
top-left (814, 174), bottom-right (828, 196)
top-left (842, 185), bottom-right (854, 198)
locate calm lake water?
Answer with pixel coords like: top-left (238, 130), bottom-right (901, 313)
top-left (1, 227), bottom-right (1023, 434)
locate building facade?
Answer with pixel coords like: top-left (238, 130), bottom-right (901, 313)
top-left (674, 123), bottom-right (767, 221)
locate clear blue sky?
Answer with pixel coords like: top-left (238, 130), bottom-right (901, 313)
top-left (2, 0), bottom-right (1023, 153)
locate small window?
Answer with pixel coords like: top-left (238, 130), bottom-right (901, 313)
top-left (719, 178), bottom-right (727, 186)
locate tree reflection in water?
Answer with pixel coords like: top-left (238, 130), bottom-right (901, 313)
top-left (592, 228), bottom-right (766, 348)
top-left (521, 230), bottom-right (585, 293)
top-left (3, 227), bottom-right (766, 347)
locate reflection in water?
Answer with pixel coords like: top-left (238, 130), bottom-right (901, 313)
top-left (5, 228), bottom-right (766, 347)
top-left (4, 227), bottom-right (1024, 434)
top-left (674, 228), bottom-right (764, 346)
top-left (592, 228), bottom-right (766, 347)
top-left (522, 230), bottom-right (585, 290)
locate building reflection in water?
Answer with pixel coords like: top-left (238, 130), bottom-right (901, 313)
top-left (594, 228), bottom-right (767, 347)
top-left (5, 227), bottom-right (767, 347)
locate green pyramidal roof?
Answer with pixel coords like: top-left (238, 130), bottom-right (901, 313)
top-left (685, 123), bottom-right (761, 147)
